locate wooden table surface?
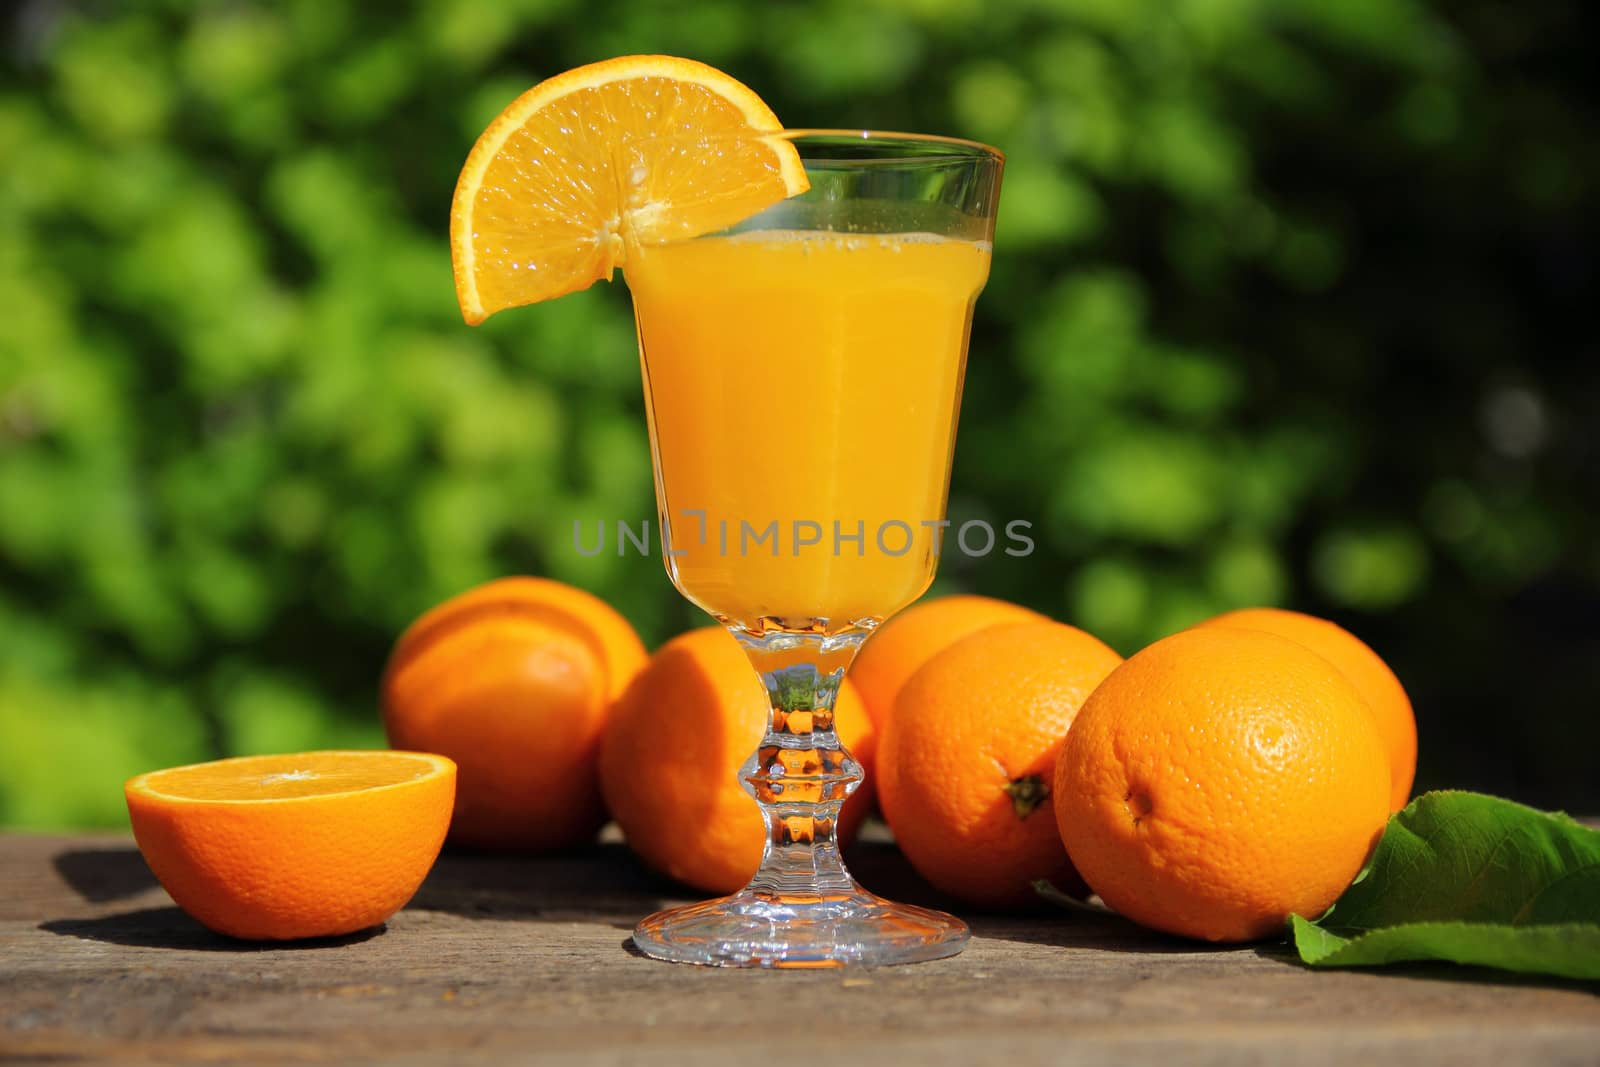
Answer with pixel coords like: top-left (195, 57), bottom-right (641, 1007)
top-left (3, 828), bottom-right (1596, 1065)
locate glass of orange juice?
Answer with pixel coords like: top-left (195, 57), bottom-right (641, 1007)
top-left (626, 132), bottom-right (1003, 967)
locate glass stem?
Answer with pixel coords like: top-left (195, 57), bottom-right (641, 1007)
top-left (731, 627), bottom-right (868, 901)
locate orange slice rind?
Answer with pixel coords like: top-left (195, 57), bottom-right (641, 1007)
top-left (450, 55), bottom-right (809, 325)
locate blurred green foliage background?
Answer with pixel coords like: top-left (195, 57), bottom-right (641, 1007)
top-left (2, 0), bottom-right (1595, 827)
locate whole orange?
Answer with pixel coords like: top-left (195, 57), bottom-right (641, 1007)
top-left (382, 577), bottom-right (646, 850)
top-left (126, 751), bottom-right (455, 940)
top-left (1198, 607), bottom-right (1417, 810)
top-left (1054, 627), bottom-right (1390, 942)
top-left (877, 620), bottom-right (1123, 909)
top-left (391, 576), bottom-right (647, 700)
top-left (599, 627), bottom-right (875, 894)
top-left (850, 594), bottom-right (1042, 730)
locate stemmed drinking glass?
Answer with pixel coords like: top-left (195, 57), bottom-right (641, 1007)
top-left (623, 131), bottom-right (1004, 967)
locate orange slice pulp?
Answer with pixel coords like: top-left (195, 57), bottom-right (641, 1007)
top-left (449, 54), bottom-right (809, 325)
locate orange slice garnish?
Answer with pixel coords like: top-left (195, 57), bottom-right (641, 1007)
top-left (450, 54), bottom-right (809, 325)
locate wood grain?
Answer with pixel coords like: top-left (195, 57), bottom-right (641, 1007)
top-left (2, 830), bottom-right (1595, 1065)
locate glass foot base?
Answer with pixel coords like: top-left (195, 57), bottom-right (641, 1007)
top-left (631, 887), bottom-right (968, 968)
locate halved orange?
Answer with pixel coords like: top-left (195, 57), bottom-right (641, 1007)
top-left (126, 751), bottom-right (456, 941)
top-left (450, 54), bottom-right (809, 324)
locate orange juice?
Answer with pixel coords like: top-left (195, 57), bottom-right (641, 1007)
top-left (628, 229), bottom-right (991, 629)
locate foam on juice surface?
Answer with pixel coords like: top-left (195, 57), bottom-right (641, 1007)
top-left (721, 228), bottom-right (992, 254)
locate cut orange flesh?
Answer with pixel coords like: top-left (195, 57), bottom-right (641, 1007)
top-left (128, 750), bottom-right (454, 802)
top-left (450, 55), bottom-right (809, 325)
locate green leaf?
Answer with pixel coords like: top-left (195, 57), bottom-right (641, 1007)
top-left (1289, 916), bottom-right (1600, 979)
top-left (1291, 791), bottom-right (1600, 979)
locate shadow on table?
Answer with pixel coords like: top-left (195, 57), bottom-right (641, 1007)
top-left (847, 837), bottom-right (1213, 956)
top-left (52, 847), bottom-right (160, 903)
top-left (414, 827), bottom-right (941, 932)
top-left (39, 907), bottom-right (385, 951)
top-left (980, 920), bottom-right (1600, 987)
top-left (964, 911), bottom-right (1240, 956)
top-left (409, 841), bottom-right (681, 929)
top-left (845, 838), bottom-right (962, 912)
